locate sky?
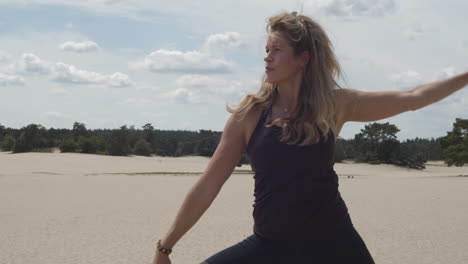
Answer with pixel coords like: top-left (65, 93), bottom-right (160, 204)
top-left (0, 0), bottom-right (467, 140)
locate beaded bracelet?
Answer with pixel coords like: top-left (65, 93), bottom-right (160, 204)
top-left (157, 239), bottom-right (172, 255)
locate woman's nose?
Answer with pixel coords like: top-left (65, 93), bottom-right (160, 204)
top-left (264, 54), bottom-right (272, 62)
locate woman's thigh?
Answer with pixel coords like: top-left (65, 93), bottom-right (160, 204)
top-left (331, 225), bottom-right (375, 264)
top-left (199, 234), bottom-right (285, 264)
top-left (200, 226), bottom-right (375, 264)
top-left (294, 225), bottom-right (375, 264)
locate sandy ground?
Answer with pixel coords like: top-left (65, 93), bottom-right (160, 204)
top-left (0, 151), bottom-right (467, 264)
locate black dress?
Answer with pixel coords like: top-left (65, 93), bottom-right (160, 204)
top-left (200, 105), bottom-right (375, 264)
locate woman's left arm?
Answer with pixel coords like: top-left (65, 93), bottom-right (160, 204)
top-left (341, 71), bottom-right (468, 123)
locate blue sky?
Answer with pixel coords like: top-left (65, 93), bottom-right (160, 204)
top-left (0, 0), bottom-right (467, 140)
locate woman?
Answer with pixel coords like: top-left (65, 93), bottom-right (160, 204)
top-left (153, 11), bottom-right (467, 264)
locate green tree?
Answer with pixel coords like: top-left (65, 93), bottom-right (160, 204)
top-left (133, 139), bottom-right (152, 156)
top-left (438, 118), bottom-right (468, 166)
top-left (0, 123), bottom-right (5, 141)
top-left (12, 124), bottom-right (48, 153)
top-left (142, 123), bottom-right (155, 150)
top-left (59, 138), bottom-right (78, 152)
top-left (108, 125), bottom-right (130, 156)
top-left (194, 130), bottom-right (220, 157)
top-left (72, 122), bottom-right (88, 141)
top-left (175, 141), bottom-right (197, 157)
top-left (77, 135), bottom-right (100, 154)
top-left (353, 122), bottom-right (400, 163)
top-left (335, 138), bottom-right (346, 162)
top-left (0, 135), bottom-right (15, 151)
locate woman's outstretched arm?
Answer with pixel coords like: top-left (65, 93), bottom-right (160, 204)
top-left (340, 71), bottom-right (468, 123)
top-left (153, 111), bottom-right (247, 262)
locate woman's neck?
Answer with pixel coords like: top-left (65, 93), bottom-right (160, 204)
top-left (275, 73), bottom-right (302, 112)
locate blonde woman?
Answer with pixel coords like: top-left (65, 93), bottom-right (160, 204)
top-left (153, 11), bottom-right (468, 264)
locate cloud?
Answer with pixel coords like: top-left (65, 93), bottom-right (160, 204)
top-left (202, 32), bottom-right (245, 54)
top-left (130, 49), bottom-right (233, 74)
top-left (6, 53), bottom-right (132, 88)
top-left (174, 74), bottom-right (219, 88)
top-left (0, 72), bottom-right (25, 86)
top-left (433, 67), bottom-right (461, 81)
top-left (10, 53), bottom-right (51, 75)
top-left (317, 0), bottom-right (397, 18)
top-left (118, 97), bottom-right (152, 106)
top-left (404, 24), bottom-right (425, 41)
top-left (51, 62), bottom-right (131, 87)
top-left (389, 70), bottom-right (422, 89)
top-left (42, 111), bottom-right (68, 119)
top-left (161, 87), bottom-right (201, 104)
top-left (48, 87), bottom-right (70, 94)
top-left (59, 41), bottom-right (100, 53)
top-left (172, 74), bottom-right (249, 104)
top-left (0, 50), bottom-right (11, 64)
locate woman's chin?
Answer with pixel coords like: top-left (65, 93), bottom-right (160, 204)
top-left (265, 76), bottom-right (278, 83)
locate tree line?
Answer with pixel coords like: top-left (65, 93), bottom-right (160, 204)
top-left (0, 118), bottom-right (467, 169)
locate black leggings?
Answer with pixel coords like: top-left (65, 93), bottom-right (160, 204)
top-left (199, 224), bottom-right (375, 264)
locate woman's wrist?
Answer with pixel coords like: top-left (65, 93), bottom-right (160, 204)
top-left (156, 239), bottom-right (173, 255)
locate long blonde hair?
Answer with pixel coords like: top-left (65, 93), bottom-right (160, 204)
top-left (227, 11), bottom-right (345, 146)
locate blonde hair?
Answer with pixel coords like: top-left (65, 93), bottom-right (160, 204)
top-left (226, 11), bottom-right (345, 146)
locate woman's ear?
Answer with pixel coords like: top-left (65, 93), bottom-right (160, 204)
top-left (301, 50), bottom-right (310, 67)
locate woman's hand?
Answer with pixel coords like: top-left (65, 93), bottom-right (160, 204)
top-left (152, 251), bottom-right (172, 264)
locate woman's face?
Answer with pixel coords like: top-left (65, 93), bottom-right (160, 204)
top-left (264, 30), bottom-right (304, 84)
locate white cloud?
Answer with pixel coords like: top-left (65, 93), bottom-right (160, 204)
top-left (0, 72), bottom-right (26, 86)
top-left (317, 0), bottom-right (397, 18)
top-left (389, 70), bottom-right (422, 89)
top-left (107, 72), bottom-right (132, 87)
top-left (59, 41), bottom-right (100, 53)
top-left (404, 24), bottom-right (425, 41)
top-left (118, 97), bottom-right (152, 106)
top-left (173, 74), bottom-right (249, 104)
top-left (174, 74), bottom-right (219, 88)
top-left (433, 67), bottom-right (460, 81)
top-left (0, 50), bottom-right (11, 64)
top-left (6, 53), bottom-right (132, 88)
top-left (202, 32), bottom-right (245, 54)
top-left (51, 62), bottom-right (131, 87)
top-left (130, 49), bottom-right (233, 74)
top-left (48, 87), bottom-right (70, 94)
top-left (10, 53), bottom-right (51, 75)
top-left (161, 87), bottom-right (201, 104)
top-left (42, 111), bottom-right (67, 119)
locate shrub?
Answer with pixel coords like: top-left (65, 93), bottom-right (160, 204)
top-left (59, 138), bottom-right (78, 153)
top-left (133, 139), bottom-right (152, 156)
top-left (0, 135), bottom-right (15, 151)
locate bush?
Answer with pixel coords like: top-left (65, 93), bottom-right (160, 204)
top-left (108, 126), bottom-right (130, 156)
top-left (133, 139), bottom-right (152, 156)
top-left (59, 138), bottom-right (78, 153)
top-left (77, 136), bottom-right (99, 154)
top-left (0, 135), bottom-right (15, 151)
top-left (13, 133), bottom-right (30, 153)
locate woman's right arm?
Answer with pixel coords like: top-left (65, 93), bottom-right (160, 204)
top-left (153, 111), bottom-right (249, 262)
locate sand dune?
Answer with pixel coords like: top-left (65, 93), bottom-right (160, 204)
top-left (0, 151), bottom-right (467, 263)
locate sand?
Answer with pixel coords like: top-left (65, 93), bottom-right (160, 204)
top-left (0, 151), bottom-right (467, 264)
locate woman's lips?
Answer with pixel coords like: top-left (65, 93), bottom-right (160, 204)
top-left (265, 67), bottom-right (274, 72)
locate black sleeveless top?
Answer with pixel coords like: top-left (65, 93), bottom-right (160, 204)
top-left (245, 105), bottom-right (351, 242)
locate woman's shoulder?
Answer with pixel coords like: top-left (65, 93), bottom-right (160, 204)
top-left (236, 104), bottom-right (265, 148)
